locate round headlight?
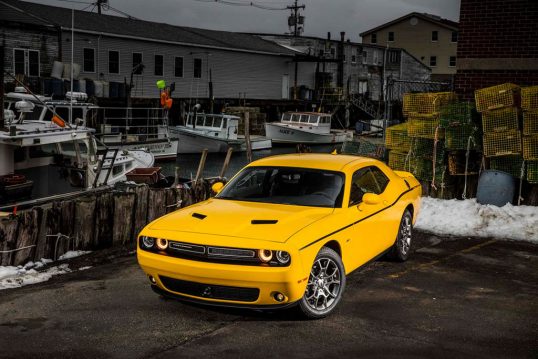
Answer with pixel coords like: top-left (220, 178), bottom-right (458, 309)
top-left (258, 249), bottom-right (273, 263)
top-left (276, 251), bottom-right (290, 265)
top-left (141, 236), bottom-right (155, 249)
top-left (156, 238), bottom-right (168, 250)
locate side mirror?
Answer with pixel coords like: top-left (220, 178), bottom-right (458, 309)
top-left (211, 181), bottom-right (224, 194)
top-left (362, 193), bottom-right (381, 205)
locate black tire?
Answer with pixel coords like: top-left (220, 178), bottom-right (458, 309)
top-left (298, 247), bottom-right (346, 319)
top-left (387, 209), bottom-right (413, 262)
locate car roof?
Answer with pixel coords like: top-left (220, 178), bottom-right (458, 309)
top-left (248, 153), bottom-right (378, 172)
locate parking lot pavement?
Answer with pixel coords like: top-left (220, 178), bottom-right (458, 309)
top-left (0, 231), bottom-right (537, 359)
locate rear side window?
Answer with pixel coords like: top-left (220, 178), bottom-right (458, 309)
top-left (349, 166), bottom-right (390, 206)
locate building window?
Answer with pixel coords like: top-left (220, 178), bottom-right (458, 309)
top-left (451, 31), bottom-right (458, 43)
top-left (430, 56), bottom-right (437, 67)
top-left (318, 49), bottom-right (324, 57)
top-left (432, 31), bottom-right (438, 42)
top-left (389, 50), bottom-right (399, 63)
top-left (132, 52), bottom-right (143, 75)
top-left (388, 32), bottom-right (394, 42)
top-left (193, 58), bottom-right (202, 78)
top-left (154, 54), bottom-right (163, 76)
top-left (83, 48), bottom-right (95, 73)
top-left (362, 51), bottom-right (367, 64)
top-left (371, 33), bottom-right (377, 44)
top-left (174, 57), bottom-right (183, 77)
top-left (343, 54), bottom-right (346, 63)
top-left (108, 50), bottom-right (119, 74)
top-left (330, 47), bottom-right (336, 56)
top-left (351, 54), bottom-right (357, 63)
top-left (13, 48), bottom-right (40, 77)
top-left (449, 56), bottom-right (456, 67)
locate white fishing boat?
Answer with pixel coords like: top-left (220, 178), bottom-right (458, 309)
top-left (5, 89), bottom-right (177, 160)
top-left (265, 112), bottom-right (353, 144)
top-left (1, 102), bottom-right (154, 203)
top-left (170, 112), bottom-right (272, 154)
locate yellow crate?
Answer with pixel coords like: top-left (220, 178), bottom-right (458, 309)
top-left (523, 135), bottom-right (538, 160)
top-left (481, 107), bottom-right (519, 133)
top-left (474, 83), bottom-right (520, 113)
top-left (408, 115), bottom-right (444, 139)
top-left (522, 86), bottom-right (538, 111)
top-left (403, 92), bottom-right (457, 117)
top-left (483, 130), bottom-right (522, 157)
top-left (523, 110), bottom-right (538, 135)
top-left (385, 123), bottom-right (412, 151)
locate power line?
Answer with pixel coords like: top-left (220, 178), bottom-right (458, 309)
top-left (191, 0), bottom-right (288, 11)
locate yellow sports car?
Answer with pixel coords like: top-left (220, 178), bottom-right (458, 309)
top-left (137, 153), bottom-right (421, 318)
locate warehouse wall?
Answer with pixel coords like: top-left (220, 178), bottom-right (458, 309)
top-left (454, 0), bottom-right (538, 99)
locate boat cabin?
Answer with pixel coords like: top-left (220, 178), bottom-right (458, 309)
top-left (185, 113), bottom-right (240, 140)
top-left (280, 112), bottom-right (332, 133)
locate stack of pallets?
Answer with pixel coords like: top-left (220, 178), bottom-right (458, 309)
top-left (475, 83), bottom-right (524, 179)
top-left (522, 86), bottom-right (538, 183)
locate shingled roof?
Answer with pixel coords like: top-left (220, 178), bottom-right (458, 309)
top-left (0, 0), bottom-right (297, 56)
top-left (360, 12), bottom-right (459, 37)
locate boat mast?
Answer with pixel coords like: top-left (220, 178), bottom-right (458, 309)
top-left (70, 8), bottom-right (74, 124)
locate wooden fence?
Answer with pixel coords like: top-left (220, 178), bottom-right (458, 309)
top-left (0, 182), bottom-right (211, 266)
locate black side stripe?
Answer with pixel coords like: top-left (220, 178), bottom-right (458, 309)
top-left (299, 185), bottom-right (420, 251)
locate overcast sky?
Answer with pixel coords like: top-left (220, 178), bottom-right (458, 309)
top-left (34, 0), bottom-right (460, 41)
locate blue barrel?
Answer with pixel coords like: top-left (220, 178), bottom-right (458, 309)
top-left (476, 170), bottom-right (515, 206)
top-left (86, 80), bottom-right (95, 96)
top-left (109, 82), bottom-right (119, 98)
top-left (51, 78), bottom-right (64, 97)
top-left (43, 78), bottom-right (53, 96)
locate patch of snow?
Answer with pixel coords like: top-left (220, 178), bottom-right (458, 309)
top-left (0, 263), bottom-right (71, 290)
top-left (416, 197), bottom-right (538, 243)
top-left (58, 250), bottom-right (91, 261)
top-left (78, 266), bottom-right (92, 271)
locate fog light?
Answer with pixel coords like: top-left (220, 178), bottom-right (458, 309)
top-left (273, 292), bottom-right (285, 302)
top-left (149, 275), bottom-right (156, 284)
top-left (156, 238), bottom-right (168, 250)
top-left (258, 249), bottom-right (273, 263)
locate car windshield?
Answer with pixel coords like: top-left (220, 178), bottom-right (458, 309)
top-left (216, 166), bottom-right (345, 208)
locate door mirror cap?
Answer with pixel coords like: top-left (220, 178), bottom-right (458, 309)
top-left (211, 181), bottom-right (224, 194)
top-left (362, 193), bottom-right (381, 205)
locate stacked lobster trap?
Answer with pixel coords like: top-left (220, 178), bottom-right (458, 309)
top-left (522, 86), bottom-right (538, 183)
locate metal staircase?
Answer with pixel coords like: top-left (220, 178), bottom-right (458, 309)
top-left (350, 94), bottom-right (380, 119)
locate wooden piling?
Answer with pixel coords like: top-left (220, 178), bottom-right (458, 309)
top-left (244, 111), bottom-right (253, 163)
top-left (194, 149), bottom-right (208, 184)
top-left (113, 192), bottom-right (136, 245)
top-left (220, 148), bottom-right (233, 178)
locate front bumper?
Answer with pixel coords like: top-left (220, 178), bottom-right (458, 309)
top-left (137, 249), bottom-right (308, 306)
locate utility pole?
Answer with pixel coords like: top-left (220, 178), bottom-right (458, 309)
top-left (287, 0), bottom-right (305, 100)
top-left (97, 0), bottom-right (105, 14)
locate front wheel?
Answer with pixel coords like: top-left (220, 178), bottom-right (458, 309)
top-left (387, 209), bottom-right (413, 262)
top-left (298, 247), bottom-right (346, 319)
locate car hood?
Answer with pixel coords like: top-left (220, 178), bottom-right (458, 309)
top-left (148, 198), bottom-right (333, 243)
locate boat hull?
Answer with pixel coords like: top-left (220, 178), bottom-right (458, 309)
top-left (171, 128), bottom-right (240, 154)
top-left (264, 123), bottom-right (350, 144)
top-left (102, 138), bottom-right (178, 160)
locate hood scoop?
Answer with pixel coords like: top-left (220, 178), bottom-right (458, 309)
top-left (251, 219), bottom-right (278, 225)
top-left (192, 212), bottom-right (207, 220)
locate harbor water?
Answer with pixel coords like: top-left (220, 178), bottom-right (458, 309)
top-left (159, 144), bottom-right (339, 180)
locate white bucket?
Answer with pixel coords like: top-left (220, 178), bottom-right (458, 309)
top-left (78, 79), bottom-right (86, 93)
top-left (94, 80), bottom-right (104, 97)
top-left (51, 61), bottom-right (63, 79)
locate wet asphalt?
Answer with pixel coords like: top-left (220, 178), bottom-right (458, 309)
top-left (0, 231), bottom-right (536, 359)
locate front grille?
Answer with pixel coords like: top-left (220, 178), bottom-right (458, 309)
top-left (169, 241), bottom-right (205, 255)
top-left (160, 276), bottom-right (260, 302)
top-left (207, 247), bottom-right (256, 258)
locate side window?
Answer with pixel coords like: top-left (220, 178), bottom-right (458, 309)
top-left (349, 166), bottom-right (390, 206)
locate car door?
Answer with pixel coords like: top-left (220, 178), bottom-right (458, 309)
top-left (345, 166), bottom-right (392, 270)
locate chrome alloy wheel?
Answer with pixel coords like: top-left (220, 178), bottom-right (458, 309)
top-left (304, 257), bottom-right (342, 312)
top-left (399, 215), bottom-right (412, 256)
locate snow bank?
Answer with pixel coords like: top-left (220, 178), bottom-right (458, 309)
top-left (416, 197), bottom-right (538, 243)
top-left (0, 251), bottom-right (91, 290)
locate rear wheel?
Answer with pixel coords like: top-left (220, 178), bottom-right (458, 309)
top-left (387, 209), bottom-right (413, 261)
top-left (298, 247), bottom-right (346, 319)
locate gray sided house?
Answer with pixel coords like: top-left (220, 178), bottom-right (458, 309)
top-left (1, 0), bottom-right (298, 100)
top-left (260, 34), bottom-right (431, 101)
